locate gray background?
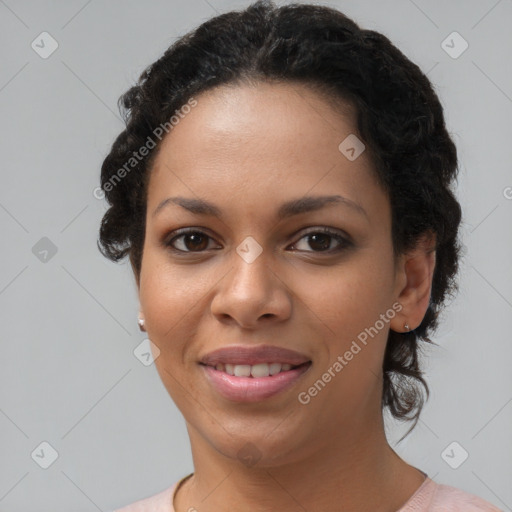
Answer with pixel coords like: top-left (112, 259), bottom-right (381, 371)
top-left (1, 0), bottom-right (511, 510)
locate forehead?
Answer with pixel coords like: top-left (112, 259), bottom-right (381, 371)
top-left (157, 81), bottom-right (359, 161)
top-left (147, 81), bottom-right (385, 221)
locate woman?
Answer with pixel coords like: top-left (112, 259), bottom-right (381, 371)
top-left (99, 1), bottom-right (501, 510)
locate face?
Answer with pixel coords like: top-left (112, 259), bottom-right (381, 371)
top-left (137, 81), bottom-right (415, 467)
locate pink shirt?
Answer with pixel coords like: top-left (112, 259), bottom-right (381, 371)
top-left (113, 473), bottom-right (503, 511)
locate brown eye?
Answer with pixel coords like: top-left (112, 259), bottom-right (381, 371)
top-left (164, 227), bottom-right (351, 255)
top-left (291, 228), bottom-right (351, 253)
top-left (166, 229), bottom-right (214, 252)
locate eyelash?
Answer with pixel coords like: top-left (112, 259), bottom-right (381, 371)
top-left (164, 227), bottom-right (352, 255)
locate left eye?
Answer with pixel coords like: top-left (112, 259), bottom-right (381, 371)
top-left (291, 228), bottom-right (351, 253)
top-left (165, 228), bottom-right (351, 254)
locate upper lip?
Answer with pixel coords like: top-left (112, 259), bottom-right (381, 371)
top-left (199, 345), bottom-right (311, 367)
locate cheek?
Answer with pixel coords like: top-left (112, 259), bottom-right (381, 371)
top-left (295, 257), bottom-right (394, 374)
top-left (295, 269), bottom-right (392, 418)
top-left (139, 261), bottom-right (209, 405)
top-left (301, 258), bottom-right (392, 329)
top-left (139, 253), bottom-right (209, 352)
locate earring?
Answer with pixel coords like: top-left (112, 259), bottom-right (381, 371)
top-left (138, 317), bottom-right (146, 332)
top-left (404, 322), bottom-right (410, 332)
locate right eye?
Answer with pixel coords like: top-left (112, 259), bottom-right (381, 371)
top-left (165, 228), bottom-right (218, 253)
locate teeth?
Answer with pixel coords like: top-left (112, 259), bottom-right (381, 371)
top-left (213, 362), bottom-right (297, 377)
top-left (269, 363), bottom-right (283, 375)
top-left (234, 365), bottom-right (251, 377)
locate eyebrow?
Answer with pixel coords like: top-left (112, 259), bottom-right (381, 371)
top-left (152, 194), bottom-right (368, 221)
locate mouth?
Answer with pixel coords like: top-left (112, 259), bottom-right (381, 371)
top-left (199, 360), bottom-right (313, 402)
top-left (199, 344), bottom-right (311, 368)
top-left (199, 361), bottom-right (312, 377)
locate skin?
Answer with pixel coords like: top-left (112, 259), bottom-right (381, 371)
top-left (135, 81), bottom-right (436, 512)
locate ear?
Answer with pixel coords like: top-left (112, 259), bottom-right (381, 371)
top-left (129, 251), bottom-right (141, 292)
top-left (390, 231), bottom-right (437, 333)
top-left (130, 254), bottom-right (145, 330)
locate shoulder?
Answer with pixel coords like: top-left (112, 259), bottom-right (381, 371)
top-left (112, 482), bottom-right (177, 512)
top-left (429, 481), bottom-right (503, 511)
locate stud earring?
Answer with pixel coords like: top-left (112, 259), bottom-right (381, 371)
top-left (404, 322), bottom-right (410, 332)
top-left (138, 317), bottom-right (146, 332)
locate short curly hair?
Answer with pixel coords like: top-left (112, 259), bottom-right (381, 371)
top-left (98, 0), bottom-right (463, 437)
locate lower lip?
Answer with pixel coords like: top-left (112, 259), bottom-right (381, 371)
top-left (200, 363), bottom-right (312, 402)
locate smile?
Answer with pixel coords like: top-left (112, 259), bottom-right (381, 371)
top-left (200, 361), bottom-right (312, 402)
top-left (203, 361), bottom-right (309, 377)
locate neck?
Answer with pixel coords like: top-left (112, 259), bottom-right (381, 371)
top-left (174, 408), bottom-right (425, 512)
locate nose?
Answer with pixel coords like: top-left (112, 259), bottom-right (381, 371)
top-left (210, 247), bottom-right (292, 329)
